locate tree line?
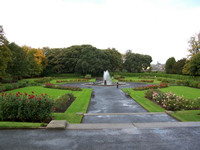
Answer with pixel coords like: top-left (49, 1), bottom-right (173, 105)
top-left (0, 26), bottom-right (152, 80)
top-left (165, 32), bottom-right (200, 76)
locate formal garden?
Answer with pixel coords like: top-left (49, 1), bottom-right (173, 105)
top-left (0, 26), bottom-right (200, 128)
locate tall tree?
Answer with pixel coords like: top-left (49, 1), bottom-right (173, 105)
top-left (106, 48), bottom-right (123, 72)
top-left (165, 57), bottom-right (176, 74)
top-left (173, 58), bottom-right (186, 74)
top-left (0, 26), bottom-right (12, 78)
top-left (189, 53), bottom-right (200, 76)
top-left (123, 51), bottom-right (152, 73)
top-left (75, 45), bottom-right (112, 75)
top-left (6, 43), bottom-right (29, 79)
top-left (188, 33), bottom-right (200, 56)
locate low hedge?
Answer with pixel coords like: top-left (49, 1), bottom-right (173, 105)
top-left (45, 83), bottom-right (82, 91)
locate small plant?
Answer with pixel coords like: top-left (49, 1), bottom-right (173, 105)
top-left (54, 93), bottom-right (75, 112)
top-left (45, 83), bottom-right (56, 88)
top-left (85, 74), bottom-right (91, 79)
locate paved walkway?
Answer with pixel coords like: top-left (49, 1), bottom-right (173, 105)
top-left (1, 127), bottom-right (200, 150)
top-left (62, 82), bottom-right (177, 123)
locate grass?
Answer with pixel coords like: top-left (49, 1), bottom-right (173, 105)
top-left (53, 88), bottom-right (92, 123)
top-left (171, 110), bottom-right (200, 122)
top-left (123, 77), bottom-right (161, 84)
top-left (0, 122), bottom-right (47, 128)
top-left (122, 88), bottom-right (165, 112)
top-left (50, 78), bottom-right (96, 84)
top-left (1, 86), bottom-right (92, 128)
top-left (160, 86), bottom-right (200, 100)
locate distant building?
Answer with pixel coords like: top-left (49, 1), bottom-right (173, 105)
top-left (151, 62), bottom-right (165, 72)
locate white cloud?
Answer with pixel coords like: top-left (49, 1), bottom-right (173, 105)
top-left (1, 0), bottom-right (200, 63)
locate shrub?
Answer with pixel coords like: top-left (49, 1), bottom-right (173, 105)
top-left (44, 83), bottom-right (82, 91)
top-left (145, 90), bottom-right (200, 111)
top-left (0, 86), bottom-right (6, 92)
top-left (1, 77), bottom-right (14, 83)
top-left (140, 79), bottom-right (154, 83)
top-left (85, 74), bottom-right (91, 79)
top-left (176, 80), bottom-right (184, 85)
top-left (34, 77), bottom-right (52, 83)
top-left (0, 92), bottom-right (54, 122)
top-left (18, 81), bottom-right (27, 88)
top-left (45, 83), bottom-right (56, 88)
top-left (5, 84), bottom-right (14, 91)
top-left (114, 75), bottom-right (121, 79)
top-left (133, 83), bottom-right (168, 91)
top-left (54, 93), bottom-right (75, 112)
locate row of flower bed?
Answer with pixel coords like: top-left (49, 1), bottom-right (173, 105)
top-left (133, 83), bottom-right (168, 91)
top-left (0, 92), bottom-right (54, 122)
top-left (118, 79), bottom-right (154, 83)
top-left (56, 79), bottom-right (89, 83)
top-left (45, 83), bottom-right (82, 91)
top-left (145, 89), bottom-right (200, 111)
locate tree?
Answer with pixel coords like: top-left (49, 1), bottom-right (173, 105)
top-left (75, 45), bottom-right (112, 75)
top-left (0, 26), bottom-right (12, 78)
top-left (188, 33), bottom-right (200, 56)
top-left (105, 48), bottom-right (123, 72)
top-left (165, 57), bottom-right (176, 74)
top-left (173, 58), bottom-right (186, 74)
top-left (189, 53), bottom-right (200, 76)
top-left (6, 43), bottom-right (29, 79)
top-left (123, 51), bottom-right (152, 73)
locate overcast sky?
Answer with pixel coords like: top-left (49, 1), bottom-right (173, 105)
top-left (1, 0), bottom-right (200, 64)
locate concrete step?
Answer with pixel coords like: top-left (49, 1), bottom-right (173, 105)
top-left (67, 122), bottom-right (200, 130)
top-left (81, 112), bottom-right (167, 116)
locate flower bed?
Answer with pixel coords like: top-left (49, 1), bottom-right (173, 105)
top-left (133, 83), bottom-right (168, 91)
top-left (145, 89), bottom-right (200, 111)
top-left (140, 80), bottom-right (154, 83)
top-left (0, 92), bottom-right (54, 122)
top-left (56, 79), bottom-right (89, 83)
top-left (45, 83), bottom-right (82, 91)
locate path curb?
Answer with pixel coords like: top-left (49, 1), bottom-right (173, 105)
top-left (46, 120), bottom-right (67, 129)
top-left (66, 122), bottom-right (200, 130)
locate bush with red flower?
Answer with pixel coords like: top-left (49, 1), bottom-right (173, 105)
top-left (0, 92), bottom-right (54, 122)
top-left (133, 83), bottom-right (168, 91)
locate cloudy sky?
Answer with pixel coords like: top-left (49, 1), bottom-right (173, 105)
top-left (1, 0), bottom-right (200, 64)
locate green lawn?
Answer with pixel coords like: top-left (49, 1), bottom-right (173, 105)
top-left (122, 88), bottom-right (165, 112)
top-left (1, 86), bottom-right (92, 128)
top-left (160, 86), bottom-right (200, 100)
top-left (50, 78), bottom-right (96, 84)
top-left (171, 110), bottom-right (200, 122)
top-left (123, 77), bottom-right (161, 84)
top-left (0, 122), bottom-right (47, 128)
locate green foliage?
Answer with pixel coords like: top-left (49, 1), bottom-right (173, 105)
top-left (0, 92), bottom-right (54, 122)
top-left (45, 83), bottom-right (82, 91)
top-left (165, 57), bottom-right (176, 74)
top-left (189, 53), bottom-right (200, 76)
top-left (85, 74), bottom-right (91, 79)
top-left (34, 77), bottom-right (52, 83)
top-left (188, 33), bottom-right (200, 56)
top-left (173, 58), bottom-right (186, 74)
top-left (114, 74), bottom-right (121, 79)
top-left (106, 48), bottom-right (123, 72)
top-left (6, 43), bottom-right (29, 78)
top-left (123, 51), bottom-right (152, 73)
top-left (54, 93), bottom-right (75, 112)
top-left (148, 90), bottom-right (200, 111)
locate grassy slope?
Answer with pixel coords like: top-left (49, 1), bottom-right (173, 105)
top-left (1, 86), bottom-right (92, 127)
top-left (171, 110), bottom-right (200, 122)
top-left (122, 88), bottom-right (165, 112)
top-left (160, 86), bottom-right (200, 100)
